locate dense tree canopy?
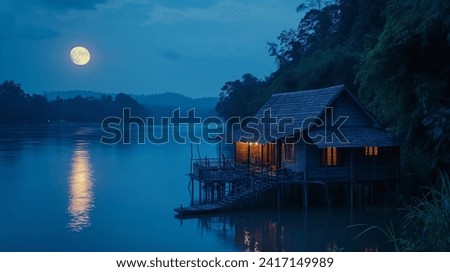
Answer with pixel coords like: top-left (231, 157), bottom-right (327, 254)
top-left (357, 0), bottom-right (450, 177)
top-left (218, 0), bottom-right (389, 120)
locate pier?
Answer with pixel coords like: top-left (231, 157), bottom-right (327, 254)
top-left (174, 155), bottom-right (399, 216)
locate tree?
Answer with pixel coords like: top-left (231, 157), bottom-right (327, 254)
top-left (357, 0), bottom-right (450, 178)
top-left (0, 80), bottom-right (27, 123)
top-left (220, 0), bottom-right (388, 118)
top-left (268, 0), bottom-right (342, 67)
top-left (216, 74), bottom-right (267, 119)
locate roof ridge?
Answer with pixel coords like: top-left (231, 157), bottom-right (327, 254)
top-left (271, 84), bottom-right (345, 97)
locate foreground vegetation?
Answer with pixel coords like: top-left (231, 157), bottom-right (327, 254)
top-left (357, 171), bottom-right (450, 251)
top-left (400, 171), bottom-right (450, 251)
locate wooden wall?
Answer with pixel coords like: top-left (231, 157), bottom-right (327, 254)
top-left (327, 91), bottom-right (373, 127)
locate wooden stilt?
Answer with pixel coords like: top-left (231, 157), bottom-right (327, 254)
top-left (199, 181), bottom-right (202, 204)
top-left (350, 149), bottom-right (354, 206)
top-left (277, 186), bottom-right (281, 208)
top-left (325, 184), bottom-right (331, 205)
top-left (350, 182), bottom-right (354, 206)
top-left (303, 183), bottom-right (308, 207)
top-left (303, 142), bottom-right (308, 207)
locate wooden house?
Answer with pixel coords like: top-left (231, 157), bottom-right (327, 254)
top-left (175, 85), bottom-right (399, 215)
top-left (234, 84), bottom-right (400, 183)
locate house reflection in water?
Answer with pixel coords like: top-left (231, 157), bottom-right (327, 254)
top-left (68, 144), bottom-right (94, 232)
top-left (191, 207), bottom-right (397, 252)
top-left (194, 210), bottom-right (302, 252)
top-left (233, 217), bottom-right (290, 252)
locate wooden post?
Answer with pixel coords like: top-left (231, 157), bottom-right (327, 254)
top-left (190, 177), bottom-right (194, 205)
top-left (276, 141), bottom-right (281, 171)
top-left (218, 142), bottom-right (221, 167)
top-left (190, 144), bottom-right (193, 174)
top-left (372, 150), bottom-right (376, 180)
top-left (234, 143), bottom-right (237, 166)
top-left (371, 150), bottom-right (376, 204)
top-left (303, 145), bottom-right (307, 207)
top-left (325, 184), bottom-right (330, 205)
top-left (302, 205), bottom-right (308, 251)
top-left (350, 148), bottom-right (354, 206)
top-left (260, 143), bottom-right (264, 173)
top-left (247, 142), bottom-right (250, 170)
top-left (396, 147), bottom-right (401, 203)
top-left (199, 181), bottom-right (202, 204)
top-left (277, 186), bottom-right (280, 208)
top-left (325, 149), bottom-right (329, 183)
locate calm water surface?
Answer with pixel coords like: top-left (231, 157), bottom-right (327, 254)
top-left (0, 125), bottom-right (400, 251)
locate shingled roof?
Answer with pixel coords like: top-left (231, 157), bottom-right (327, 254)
top-left (309, 127), bottom-right (398, 148)
top-left (255, 84), bottom-right (345, 126)
top-left (235, 85), bottom-right (398, 147)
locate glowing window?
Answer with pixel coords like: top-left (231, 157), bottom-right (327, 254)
top-left (365, 146), bottom-right (378, 157)
top-left (322, 147), bottom-right (338, 166)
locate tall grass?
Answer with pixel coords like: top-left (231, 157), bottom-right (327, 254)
top-left (401, 171), bottom-right (450, 251)
top-left (354, 171), bottom-right (450, 251)
top-left (351, 220), bottom-right (399, 252)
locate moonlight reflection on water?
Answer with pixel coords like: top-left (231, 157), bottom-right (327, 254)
top-left (68, 144), bottom-right (94, 232)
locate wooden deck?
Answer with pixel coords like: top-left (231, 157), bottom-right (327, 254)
top-left (174, 158), bottom-right (398, 216)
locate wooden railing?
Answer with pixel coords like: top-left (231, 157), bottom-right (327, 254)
top-left (192, 158), bottom-right (243, 182)
top-left (191, 158), bottom-right (398, 185)
top-left (191, 158), bottom-right (282, 204)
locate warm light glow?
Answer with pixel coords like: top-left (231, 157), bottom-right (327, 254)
top-left (68, 145), bottom-right (94, 232)
top-left (70, 46), bottom-right (91, 65)
top-left (333, 147), bottom-right (337, 165)
top-left (326, 147), bottom-right (337, 166)
top-left (365, 146), bottom-right (378, 156)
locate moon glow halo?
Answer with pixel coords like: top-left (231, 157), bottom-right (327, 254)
top-left (70, 46), bottom-right (91, 66)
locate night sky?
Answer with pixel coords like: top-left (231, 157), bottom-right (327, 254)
top-left (0, 0), bottom-right (301, 97)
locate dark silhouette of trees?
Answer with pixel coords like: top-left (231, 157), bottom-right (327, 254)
top-left (0, 81), bottom-right (27, 123)
top-left (216, 74), bottom-right (267, 119)
top-left (0, 80), bottom-right (149, 123)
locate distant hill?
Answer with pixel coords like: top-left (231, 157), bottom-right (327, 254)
top-left (43, 90), bottom-right (218, 118)
top-left (133, 92), bottom-right (217, 109)
top-left (43, 90), bottom-right (107, 100)
top-left (133, 93), bottom-right (218, 118)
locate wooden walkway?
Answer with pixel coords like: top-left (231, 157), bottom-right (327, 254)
top-left (174, 175), bottom-right (276, 216)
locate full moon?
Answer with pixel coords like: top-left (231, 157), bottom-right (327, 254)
top-left (70, 46), bottom-right (91, 66)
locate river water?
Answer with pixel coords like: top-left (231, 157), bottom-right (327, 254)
top-left (0, 124), bottom-right (401, 251)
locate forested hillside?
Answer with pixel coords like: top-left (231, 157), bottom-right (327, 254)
top-left (216, 0), bottom-right (449, 180)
